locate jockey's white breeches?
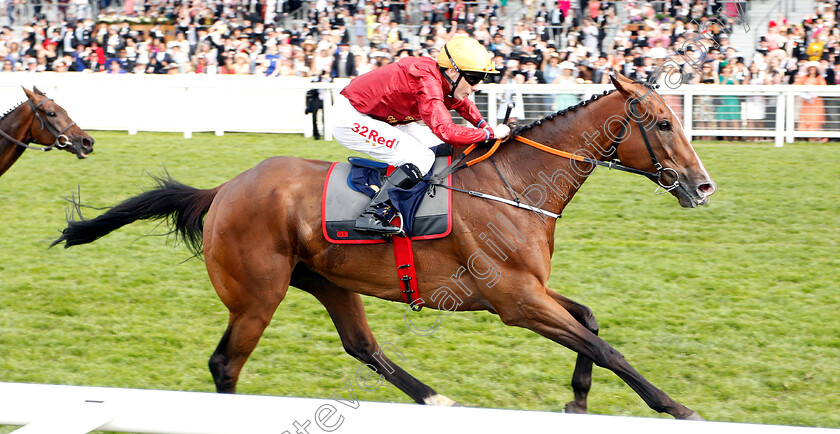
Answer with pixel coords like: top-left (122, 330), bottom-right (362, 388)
top-left (332, 94), bottom-right (438, 174)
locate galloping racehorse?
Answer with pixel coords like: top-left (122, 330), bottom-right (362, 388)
top-left (53, 73), bottom-right (715, 419)
top-left (0, 87), bottom-right (94, 179)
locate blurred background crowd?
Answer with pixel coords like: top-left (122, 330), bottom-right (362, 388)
top-left (0, 0), bottom-right (837, 85)
top-left (2, 1), bottom-right (839, 138)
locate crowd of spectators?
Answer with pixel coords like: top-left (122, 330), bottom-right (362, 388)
top-left (6, 0), bottom-right (840, 137)
top-left (4, 0), bottom-right (840, 134)
top-left (1, 0), bottom-right (840, 85)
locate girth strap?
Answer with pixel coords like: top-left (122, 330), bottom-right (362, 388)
top-left (391, 216), bottom-right (423, 311)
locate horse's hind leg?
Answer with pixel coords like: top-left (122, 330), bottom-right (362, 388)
top-left (209, 311), bottom-right (281, 393)
top-left (206, 251), bottom-right (293, 393)
top-left (292, 266), bottom-right (451, 405)
top-left (546, 290), bottom-right (599, 414)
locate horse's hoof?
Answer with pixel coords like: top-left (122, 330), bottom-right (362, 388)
top-left (682, 411), bottom-right (705, 421)
top-left (423, 394), bottom-right (457, 406)
top-left (564, 402), bottom-right (587, 414)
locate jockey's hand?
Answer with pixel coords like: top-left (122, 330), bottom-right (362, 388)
top-left (493, 123), bottom-right (511, 141)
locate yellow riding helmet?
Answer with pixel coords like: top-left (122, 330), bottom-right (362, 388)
top-left (437, 36), bottom-right (498, 74)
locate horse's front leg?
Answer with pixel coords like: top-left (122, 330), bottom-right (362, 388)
top-left (493, 287), bottom-right (703, 420)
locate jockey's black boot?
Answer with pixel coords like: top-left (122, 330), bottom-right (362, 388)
top-left (354, 163), bottom-right (424, 235)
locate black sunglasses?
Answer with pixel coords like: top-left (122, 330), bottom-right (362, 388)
top-left (462, 71), bottom-right (488, 85)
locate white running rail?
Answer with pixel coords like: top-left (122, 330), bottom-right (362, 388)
top-left (0, 382), bottom-right (837, 434)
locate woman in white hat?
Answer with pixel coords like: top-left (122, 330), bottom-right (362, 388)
top-left (553, 60), bottom-right (579, 111)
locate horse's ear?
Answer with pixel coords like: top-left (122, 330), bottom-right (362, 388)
top-left (21, 86), bottom-right (36, 101)
top-left (610, 69), bottom-right (635, 97)
top-left (32, 86), bottom-right (46, 96)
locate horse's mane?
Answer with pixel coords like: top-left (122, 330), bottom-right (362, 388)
top-left (511, 78), bottom-right (662, 136)
top-left (633, 80), bottom-right (658, 89)
top-left (0, 101), bottom-right (24, 122)
top-left (511, 89), bottom-right (618, 136)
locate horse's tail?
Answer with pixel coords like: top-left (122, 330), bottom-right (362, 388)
top-left (51, 173), bottom-right (220, 256)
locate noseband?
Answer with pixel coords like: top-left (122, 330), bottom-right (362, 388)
top-left (0, 98), bottom-right (77, 152)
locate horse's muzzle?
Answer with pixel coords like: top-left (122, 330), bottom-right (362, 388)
top-left (70, 136), bottom-right (95, 159)
top-left (676, 179), bottom-right (716, 208)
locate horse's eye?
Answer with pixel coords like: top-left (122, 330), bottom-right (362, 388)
top-left (47, 111), bottom-right (57, 117)
top-left (659, 120), bottom-right (671, 131)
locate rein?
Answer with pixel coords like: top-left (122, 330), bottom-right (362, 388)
top-left (430, 182), bottom-right (562, 220)
top-left (429, 100), bottom-right (681, 217)
top-left (510, 100), bottom-right (679, 193)
top-left (0, 98), bottom-right (76, 152)
top-left (429, 140), bottom-right (561, 220)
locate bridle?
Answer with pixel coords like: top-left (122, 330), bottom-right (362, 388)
top-left (429, 97), bottom-right (682, 218)
top-left (600, 99), bottom-right (680, 193)
top-left (0, 98), bottom-right (77, 152)
top-left (514, 99), bottom-right (680, 194)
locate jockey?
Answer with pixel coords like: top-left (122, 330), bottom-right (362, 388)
top-left (333, 36), bottom-right (511, 235)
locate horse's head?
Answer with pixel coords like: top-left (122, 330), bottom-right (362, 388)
top-left (609, 72), bottom-right (716, 208)
top-left (23, 87), bottom-right (94, 159)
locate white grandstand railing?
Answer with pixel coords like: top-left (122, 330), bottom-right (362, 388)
top-left (2, 75), bottom-right (838, 147)
top-left (0, 382), bottom-right (837, 434)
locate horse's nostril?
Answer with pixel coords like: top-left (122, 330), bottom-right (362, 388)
top-left (698, 183), bottom-right (715, 196)
top-left (82, 137), bottom-right (94, 148)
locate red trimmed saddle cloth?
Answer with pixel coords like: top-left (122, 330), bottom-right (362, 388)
top-left (321, 156), bottom-right (452, 244)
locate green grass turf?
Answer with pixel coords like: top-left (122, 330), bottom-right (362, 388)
top-left (0, 132), bottom-right (838, 430)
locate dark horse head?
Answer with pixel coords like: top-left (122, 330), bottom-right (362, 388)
top-left (22, 86), bottom-right (94, 159)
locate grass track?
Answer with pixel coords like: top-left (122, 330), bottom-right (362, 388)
top-left (0, 132), bottom-right (838, 430)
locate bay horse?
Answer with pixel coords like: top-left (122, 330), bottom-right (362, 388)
top-left (0, 87), bottom-right (94, 179)
top-left (52, 73), bottom-right (715, 419)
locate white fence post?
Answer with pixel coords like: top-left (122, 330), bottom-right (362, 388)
top-left (485, 86), bottom-right (497, 125)
top-left (183, 86), bottom-right (192, 139)
top-left (786, 91), bottom-right (796, 143)
top-left (775, 92), bottom-right (786, 147)
top-left (324, 88), bottom-right (334, 142)
top-left (214, 80), bottom-right (225, 137)
top-left (128, 85), bottom-right (138, 135)
top-left (683, 92), bottom-right (694, 141)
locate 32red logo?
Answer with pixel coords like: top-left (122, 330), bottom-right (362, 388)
top-left (352, 123), bottom-right (399, 149)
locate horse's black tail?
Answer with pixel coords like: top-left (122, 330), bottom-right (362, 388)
top-left (51, 173), bottom-right (220, 256)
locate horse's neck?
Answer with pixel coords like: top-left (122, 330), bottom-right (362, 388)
top-left (0, 103), bottom-right (31, 177)
top-left (488, 93), bottom-right (624, 219)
